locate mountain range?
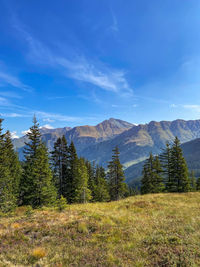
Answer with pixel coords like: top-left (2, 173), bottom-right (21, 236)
top-left (13, 118), bottom-right (200, 185)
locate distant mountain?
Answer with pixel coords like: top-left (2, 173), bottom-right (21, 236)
top-left (81, 119), bottom-right (200, 168)
top-left (125, 137), bottom-right (200, 187)
top-left (13, 118), bottom-right (200, 183)
top-left (181, 138), bottom-right (200, 177)
top-left (13, 118), bottom-right (134, 159)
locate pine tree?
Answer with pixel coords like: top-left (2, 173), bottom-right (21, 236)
top-left (170, 137), bottom-right (191, 192)
top-left (21, 116), bottom-right (56, 207)
top-left (152, 156), bottom-right (165, 193)
top-left (160, 142), bottom-right (173, 191)
top-left (73, 158), bottom-right (91, 203)
top-left (51, 135), bottom-right (69, 198)
top-left (4, 131), bottom-right (22, 202)
top-left (85, 160), bottom-right (96, 201)
top-left (93, 165), bottom-right (110, 202)
top-left (107, 146), bottom-right (126, 201)
top-left (66, 141), bottom-right (79, 203)
top-left (196, 177), bottom-right (200, 191)
top-left (141, 153), bottom-right (164, 194)
top-left (0, 119), bottom-right (18, 212)
top-left (141, 153), bottom-right (154, 194)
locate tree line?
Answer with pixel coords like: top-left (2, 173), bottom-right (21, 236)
top-left (141, 137), bottom-right (200, 194)
top-left (0, 117), bottom-right (131, 212)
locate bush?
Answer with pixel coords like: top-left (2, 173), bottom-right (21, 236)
top-left (56, 195), bottom-right (68, 212)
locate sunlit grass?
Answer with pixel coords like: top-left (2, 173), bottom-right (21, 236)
top-left (0, 193), bottom-right (200, 266)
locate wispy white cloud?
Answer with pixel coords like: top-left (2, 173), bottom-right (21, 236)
top-left (169, 104), bottom-right (200, 113)
top-left (43, 118), bottom-right (55, 123)
top-left (0, 71), bottom-right (32, 92)
top-left (182, 104), bottom-right (200, 112)
top-left (1, 112), bottom-right (27, 118)
top-left (170, 104), bottom-right (178, 108)
top-left (0, 91), bottom-right (22, 99)
top-left (0, 108), bottom-right (96, 125)
top-left (111, 104), bottom-right (119, 108)
top-left (35, 111), bottom-right (82, 122)
top-left (0, 96), bottom-right (10, 106)
top-left (10, 131), bottom-right (19, 139)
top-left (40, 124), bottom-right (54, 129)
top-left (12, 20), bottom-right (132, 96)
top-left (110, 8), bottom-right (119, 33)
top-left (21, 129), bottom-right (31, 136)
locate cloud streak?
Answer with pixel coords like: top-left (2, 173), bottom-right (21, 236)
top-left (182, 104), bottom-right (200, 112)
top-left (13, 20), bottom-right (132, 96)
top-left (110, 8), bottom-right (119, 33)
top-left (0, 71), bottom-right (32, 92)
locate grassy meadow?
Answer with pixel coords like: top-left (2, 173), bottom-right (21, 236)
top-left (0, 193), bottom-right (200, 266)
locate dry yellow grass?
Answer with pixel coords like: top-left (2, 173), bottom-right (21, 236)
top-left (0, 193), bottom-right (200, 266)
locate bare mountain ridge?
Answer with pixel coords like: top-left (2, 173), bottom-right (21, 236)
top-left (13, 118), bottom-right (200, 181)
top-left (13, 118), bottom-right (134, 158)
top-left (81, 119), bottom-right (200, 168)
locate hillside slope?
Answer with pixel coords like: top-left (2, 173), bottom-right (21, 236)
top-left (1, 193), bottom-right (200, 266)
top-left (125, 137), bottom-right (200, 186)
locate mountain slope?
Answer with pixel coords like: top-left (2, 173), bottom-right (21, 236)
top-left (125, 137), bottom-right (200, 186)
top-left (13, 118), bottom-right (133, 159)
top-left (14, 118), bottom-right (200, 179)
top-left (81, 119), bottom-right (200, 167)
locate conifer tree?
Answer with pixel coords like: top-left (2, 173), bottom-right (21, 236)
top-left (160, 142), bottom-right (172, 191)
top-left (21, 116), bottom-right (56, 207)
top-left (141, 153), bottom-right (164, 194)
top-left (152, 155), bottom-right (165, 193)
top-left (73, 158), bottom-right (91, 203)
top-left (0, 119), bottom-right (19, 212)
top-left (51, 135), bottom-right (69, 198)
top-left (107, 146), bottom-right (126, 200)
top-left (85, 160), bottom-right (96, 201)
top-left (141, 153), bottom-right (154, 194)
top-left (4, 131), bottom-right (22, 201)
top-left (66, 141), bottom-right (79, 203)
top-left (93, 165), bottom-right (110, 202)
top-left (170, 137), bottom-right (190, 192)
top-left (196, 177), bottom-right (200, 191)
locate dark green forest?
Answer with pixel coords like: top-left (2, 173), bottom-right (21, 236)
top-left (141, 138), bottom-right (200, 194)
top-left (0, 117), bottom-right (132, 212)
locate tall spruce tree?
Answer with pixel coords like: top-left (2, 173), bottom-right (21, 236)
top-left (141, 153), bottom-right (164, 194)
top-left (107, 146), bottom-right (126, 200)
top-left (170, 137), bottom-right (190, 192)
top-left (141, 153), bottom-right (154, 194)
top-left (4, 131), bottom-right (22, 202)
top-left (196, 177), bottom-right (200, 191)
top-left (152, 156), bottom-right (165, 193)
top-left (159, 142), bottom-right (172, 191)
top-left (51, 135), bottom-right (69, 198)
top-left (73, 158), bottom-right (91, 203)
top-left (21, 116), bottom-right (56, 207)
top-left (0, 119), bottom-right (20, 212)
top-left (93, 165), bottom-right (110, 202)
top-left (66, 141), bottom-right (79, 203)
top-left (85, 160), bottom-right (96, 201)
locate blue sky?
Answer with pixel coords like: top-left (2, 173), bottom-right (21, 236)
top-left (1, 0), bottom-right (200, 137)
